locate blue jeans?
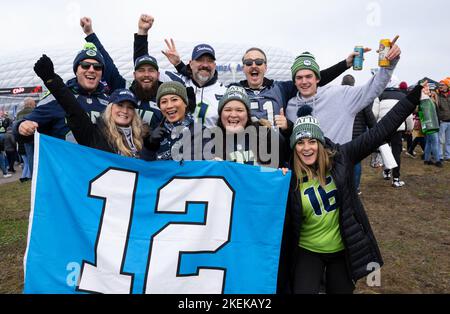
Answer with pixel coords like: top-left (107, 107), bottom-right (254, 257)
top-left (424, 132), bottom-right (440, 162)
top-left (0, 133), bottom-right (8, 170)
top-left (438, 121), bottom-right (450, 160)
top-left (24, 142), bottom-right (34, 177)
top-left (20, 154), bottom-right (31, 179)
top-left (0, 151), bottom-right (7, 175)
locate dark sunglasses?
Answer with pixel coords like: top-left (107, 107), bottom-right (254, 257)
top-left (243, 58), bottom-right (266, 66)
top-left (79, 61), bottom-right (103, 71)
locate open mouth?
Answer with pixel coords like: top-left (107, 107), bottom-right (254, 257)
top-left (250, 70), bottom-right (259, 79)
top-left (166, 109), bottom-right (178, 119)
top-left (227, 119), bottom-right (241, 127)
top-left (85, 75), bottom-right (97, 82)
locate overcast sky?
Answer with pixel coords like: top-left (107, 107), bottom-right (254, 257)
top-left (1, 0), bottom-right (449, 85)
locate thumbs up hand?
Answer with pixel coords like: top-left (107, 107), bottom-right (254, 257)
top-left (274, 108), bottom-right (288, 130)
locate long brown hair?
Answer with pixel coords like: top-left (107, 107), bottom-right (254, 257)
top-left (293, 141), bottom-right (334, 188)
top-left (101, 104), bottom-right (145, 157)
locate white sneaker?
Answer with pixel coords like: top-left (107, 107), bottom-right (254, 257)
top-left (3, 173), bottom-right (12, 178)
top-left (392, 179), bottom-right (405, 188)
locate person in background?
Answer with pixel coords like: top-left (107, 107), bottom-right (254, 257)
top-left (344, 74), bottom-right (377, 195)
top-left (15, 97), bottom-right (36, 178)
top-left (423, 87), bottom-right (443, 168)
top-left (435, 80), bottom-right (450, 162)
top-left (406, 111), bottom-right (426, 159)
top-left (372, 80), bottom-right (413, 187)
top-left (0, 133), bottom-right (12, 178)
top-left (4, 127), bottom-right (17, 174)
top-left (399, 81), bottom-right (413, 152)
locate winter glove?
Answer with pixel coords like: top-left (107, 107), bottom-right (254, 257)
top-left (186, 86), bottom-right (196, 114)
top-left (406, 83), bottom-right (423, 105)
top-left (149, 126), bottom-right (166, 144)
top-left (34, 54), bottom-right (56, 83)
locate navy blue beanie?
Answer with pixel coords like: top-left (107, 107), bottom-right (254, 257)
top-left (72, 43), bottom-right (105, 74)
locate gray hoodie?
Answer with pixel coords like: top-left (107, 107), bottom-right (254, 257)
top-left (286, 58), bottom-right (399, 144)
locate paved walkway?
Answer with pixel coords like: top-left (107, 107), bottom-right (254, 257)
top-left (0, 165), bottom-right (28, 185)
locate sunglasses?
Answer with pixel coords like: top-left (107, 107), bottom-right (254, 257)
top-left (243, 58), bottom-right (266, 66)
top-left (79, 61), bottom-right (103, 71)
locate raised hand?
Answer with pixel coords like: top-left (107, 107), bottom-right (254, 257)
top-left (138, 14), bottom-right (154, 35)
top-left (161, 38), bottom-right (181, 66)
top-left (274, 108), bottom-right (288, 130)
top-left (80, 17), bottom-right (94, 36)
top-left (346, 47), bottom-right (371, 67)
top-left (34, 54), bottom-right (55, 82)
top-left (385, 35), bottom-right (401, 61)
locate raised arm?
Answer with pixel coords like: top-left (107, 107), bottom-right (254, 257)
top-left (33, 55), bottom-right (97, 146)
top-left (344, 83), bottom-right (424, 164)
top-left (134, 14), bottom-right (154, 61)
top-left (81, 17), bottom-right (126, 92)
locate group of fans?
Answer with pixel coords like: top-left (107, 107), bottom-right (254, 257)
top-left (1, 14), bottom-right (448, 294)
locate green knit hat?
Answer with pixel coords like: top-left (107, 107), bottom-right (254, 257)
top-left (290, 105), bottom-right (325, 148)
top-left (291, 52), bottom-right (321, 81)
top-left (156, 81), bottom-right (188, 107)
top-left (218, 85), bottom-right (250, 114)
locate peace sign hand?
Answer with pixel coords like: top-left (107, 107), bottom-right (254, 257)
top-left (161, 38), bottom-right (181, 66)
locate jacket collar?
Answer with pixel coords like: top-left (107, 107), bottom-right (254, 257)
top-left (239, 77), bottom-right (274, 90)
top-left (66, 77), bottom-right (106, 96)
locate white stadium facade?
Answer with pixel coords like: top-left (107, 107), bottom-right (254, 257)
top-left (0, 42), bottom-right (295, 116)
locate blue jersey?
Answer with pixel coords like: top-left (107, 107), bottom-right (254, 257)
top-left (235, 79), bottom-right (295, 126)
top-left (135, 99), bottom-right (163, 129)
top-left (22, 78), bottom-right (109, 142)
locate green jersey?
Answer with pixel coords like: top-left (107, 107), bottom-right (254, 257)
top-left (298, 173), bottom-right (344, 253)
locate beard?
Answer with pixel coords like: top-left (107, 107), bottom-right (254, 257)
top-left (193, 69), bottom-right (212, 85)
top-left (134, 81), bottom-right (159, 101)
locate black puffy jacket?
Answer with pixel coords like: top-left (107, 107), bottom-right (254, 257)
top-left (278, 84), bottom-right (423, 293)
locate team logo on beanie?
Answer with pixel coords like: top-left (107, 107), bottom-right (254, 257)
top-left (303, 60), bottom-right (312, 66)
top-left (86, 50), bottom-right (97, 57)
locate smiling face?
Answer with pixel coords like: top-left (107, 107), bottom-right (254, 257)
top-left (189, 55), bottom-right (216, 86)
top-left (295, 138), bottom-right (319, 166)
top-left (294, 69), bottom-right (320, 98)
top-left (220, 100), bottom-right (249, 133)
top-left (242, 50), bottom-right (267, 89)
top-left (111, 101), bottom-right (135, 127)
top-left (159, 94), bottom-right (186, 123)
top-left (75, 58), bottom-right (103, 92)
top-left (134, 64), bottom-right (159, 91)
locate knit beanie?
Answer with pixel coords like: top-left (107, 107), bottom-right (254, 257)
top-left (156, 81), bottom-right (188, 107)
top-left (73, 42), bottom-right (105, 74)
top-left (291, 52), bottom-right (321, 81)
top-left (218, 85), bottom-right (250, 114)
top-left (290, 105), bottom-right (325, 148)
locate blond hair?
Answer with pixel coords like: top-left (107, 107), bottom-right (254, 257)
top-left (293, 141), bottom-right (334, 188)
top-left (101, 104), bottom-right (144, 157)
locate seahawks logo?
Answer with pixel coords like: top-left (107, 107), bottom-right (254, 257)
top-left (86, 50), bottom-right (97, 57)
top-left (303, 60), bottom-right (312, 66)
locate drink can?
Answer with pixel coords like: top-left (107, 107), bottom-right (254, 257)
top-left (353, 46), bottom-right (364, 71)
top-left (378, 39), bottom-right (391, 67)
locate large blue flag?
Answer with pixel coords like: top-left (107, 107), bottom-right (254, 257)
top-left (24, 133), bottom-right (291, 294)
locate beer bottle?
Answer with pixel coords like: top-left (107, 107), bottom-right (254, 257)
top-left (418, 94), bottom-right (439, 134)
